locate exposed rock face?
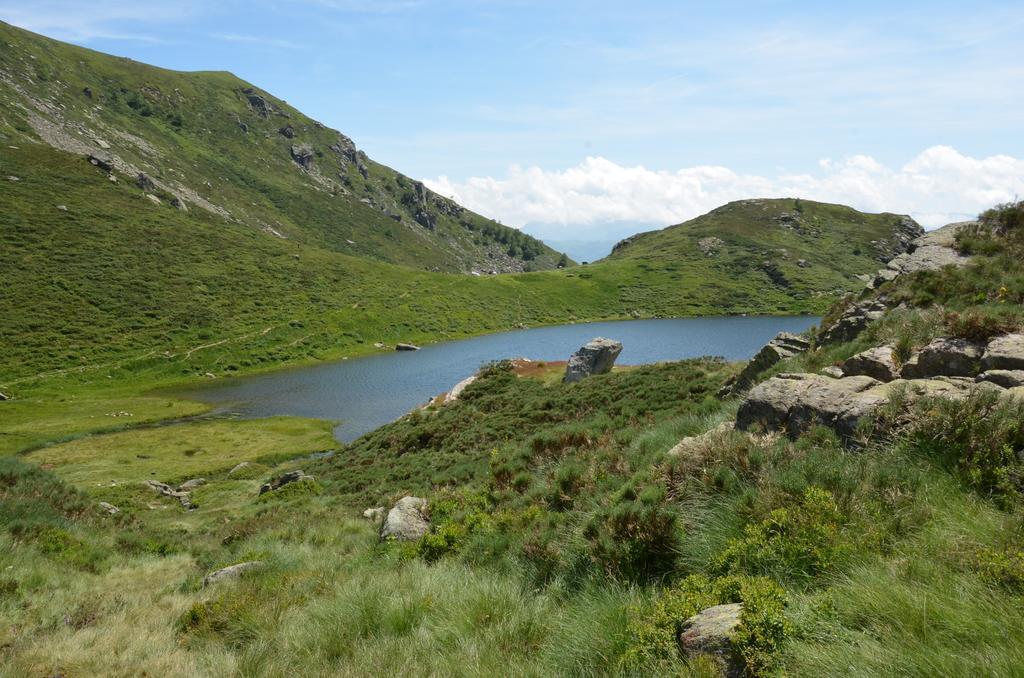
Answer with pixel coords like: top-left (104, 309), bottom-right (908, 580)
top-left (363, 507), bottom-right (386, 523)
top-left (278, 125), bottom-right (294, 138)
top-left (678, 602), bottom-right (743, 676)
top-left (228, 462), bottom-right (252, 476)
top-left (380, 496), bottom-right (429, 541)
top-left (202, 561), bottom-right (263, 588)
top-left (395, 343), bottom-right (420, 351)
top-left (697, 236), bottom-right (724, 255)
top-left (290, 144), bottom-right (315, 169)
top-left (842, 345), bottom-right (899, 382)
top-left (259, 470), bottom-right (314, 495)
top-left (87, 153), bottom-right (113, 172)
top-left (982, 334), bottom-right (1024, 371)
top-left (244, 90), bottom-right (273, 117)
top-left (719, 332), bottom-right (810, 397)
top-left (819, 299), bottom-right (888, 345)
top-left (901, 338), bottom-right (984, 378)
top-left (820, 366), bottom-right (844, 379)
top-left (136, 172), bottom-right (155, 190)
top-left (564, 338), bottom-right (623, 383)
top-left (868, 222), bottom-right (969, 289)
top-left (977, 370), bottom-right (1024, 389)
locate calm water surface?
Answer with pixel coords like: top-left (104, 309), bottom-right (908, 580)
top-left (182, 316), bottom-right (819, 443)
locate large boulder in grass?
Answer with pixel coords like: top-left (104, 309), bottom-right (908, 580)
top-left (982, 334), bottom-right (1024, 371)
top-left (380, 496), bottom-right (429, 541)
top-left (900, 338), bottom-right (983, 378)
top-left (678, 602), bottom-right (744, 676)
top-left (736, 373), bottom-right (884, 441)
top-left (842, 345), bottom-right (899, 382)
top-left (564, 337), bottom-right (623, 383)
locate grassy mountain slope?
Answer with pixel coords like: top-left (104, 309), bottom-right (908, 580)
top-left (0, 147), bottom-right (920, 386)
top-left (0, 20), bottom-right (563, 274)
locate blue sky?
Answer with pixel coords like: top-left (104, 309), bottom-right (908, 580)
top-left (4, 1), bottom-right (1023, 247)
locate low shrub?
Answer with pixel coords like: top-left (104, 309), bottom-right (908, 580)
top-left (943, 306), bottom-right (1021, 342)
top-left (902, 391), bottom-right (1024, 504)
top-left (973, 546), bottom-right (1024, 590)
top-left (584, 483), bottom-right (682, 581)
top-left (713, 487), bottom-right (848, 584)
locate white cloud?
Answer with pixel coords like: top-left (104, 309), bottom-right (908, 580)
top-left (425, 146), bottom-right (1024, 233)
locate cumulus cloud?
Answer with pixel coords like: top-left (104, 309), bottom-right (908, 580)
top-left (425, 146), bottom-right (1024, 232)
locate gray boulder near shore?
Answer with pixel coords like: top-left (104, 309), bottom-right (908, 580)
top-left (380, 496), bottom-right (430, 541)
top-left (395, 343), bottom-right (420, 351)
top-left (842, 345), bottom-right (899, 382)
top-left (564, 337), bottom-right (623, 383)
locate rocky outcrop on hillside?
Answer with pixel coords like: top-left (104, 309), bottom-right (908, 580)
top-left (564, 338), bottom-right (623, 383)
top-left (735, 333), bottom-right (1024, 443)
top-left (719, 332), bottom-right (810, 397)
top-left (867, 222), bottom-right (970, 289)
top-left (258, 469), bottom-right (314, 495)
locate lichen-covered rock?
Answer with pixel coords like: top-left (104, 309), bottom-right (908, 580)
top-left (736, 373), bottom-right (885, 441)
top-left (202, 561), bottom-right (263, 588)
top-left (143, 479), bottom-right (196, 510)
top-left (982, 334), bottom-right (1024, 371)
top-left (363, 507), bottom-right (386, 523)
top-left (98, 501), bottom-right (120, 515)
top-left (678, 602), bottom-right (743, 676)
top-left (842, 345), bottom-right (899, 382)
top-left (564, 338), bottom-right (623, 383)
top-left (820, 365), bottom-right (844, 379)
top-left (901, 338), bottom-right (984, 378)
top-left (380, 496), bottom-right (429, 541)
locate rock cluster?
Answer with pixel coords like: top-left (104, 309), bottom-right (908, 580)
top-left (736, 333), bottom-right (1024, 443)
top-left (564, 338), bottom-right (623, 383)
top-left (380, 496), bottom-right (430, 541)
top-left (143, 479), bottom-right (198, 510)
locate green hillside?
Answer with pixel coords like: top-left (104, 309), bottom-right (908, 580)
top-left (0, 21), bottom-right (563, 274)
top-left (0, 22), bottom-right (923, 388)
top-left (606, 197), bottom-right (921, 298)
